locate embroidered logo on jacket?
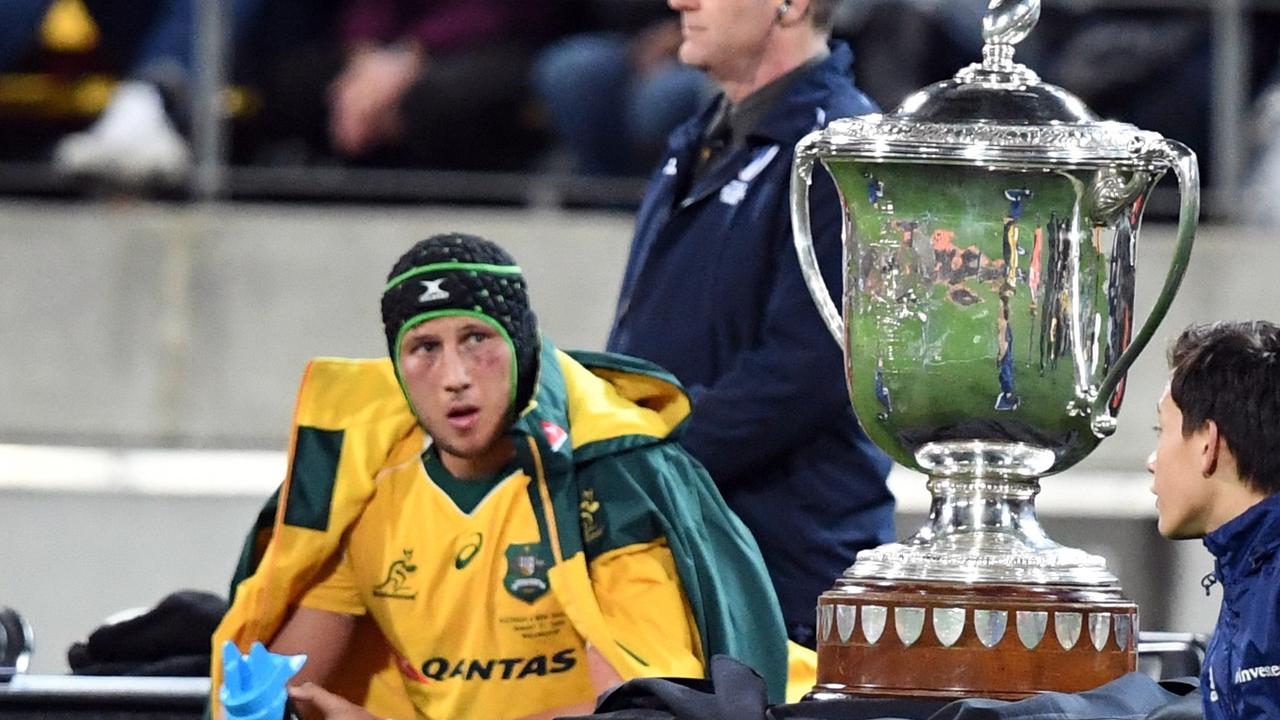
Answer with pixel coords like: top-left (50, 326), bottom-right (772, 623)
top-left (540, 421), bottom-right (568, 452)
top-left (372, 549), bottom-right (419, 599)
top-left (580, 490), bottom-right (604, 544)
top-left (504, 543), bottom-right (551, 603)
top-left (719, 145), bottom-right (780, 206)
top-left (1235, 664), bottom-right (1280, 685)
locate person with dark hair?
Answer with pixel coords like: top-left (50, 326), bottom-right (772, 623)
top-left (607, 0), bottom-right (892, 648)
top-left (1148, 320), bottom-right (1280, 720)
top-left (211, 233), bottom-right (791, 720)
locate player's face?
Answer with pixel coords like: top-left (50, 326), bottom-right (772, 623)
top-left (1147, 386), bottom-right (1214, 539)
top-left (668, 0), bottom-right (777, 81)
top-left (399, 316), bottom-right (515, 478)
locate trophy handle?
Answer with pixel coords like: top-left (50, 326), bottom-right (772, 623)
top-left (790, 132), bottom-right (845, 347)
top-left (1090, 139), bottom-right (1199, 435)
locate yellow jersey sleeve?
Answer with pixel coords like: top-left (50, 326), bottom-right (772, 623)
top-left (589, 539), bottom-right (703, 679)
top-left (297, 545), bottom-right (367, 617)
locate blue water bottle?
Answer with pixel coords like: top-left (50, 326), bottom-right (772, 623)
top-left (220, 641), bottom-right (307, 720)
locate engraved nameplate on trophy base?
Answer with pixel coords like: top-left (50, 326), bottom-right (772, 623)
top-left (813, 582), bottom-right (1137, 700)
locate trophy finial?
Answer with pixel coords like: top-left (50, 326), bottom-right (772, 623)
top-left (983, 0), bottom-right (1040, 47)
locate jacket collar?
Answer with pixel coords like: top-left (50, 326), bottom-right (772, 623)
top-left (510, 340), bottom-right (693, 474)
top-left (661, 42), bottom-right (854, 207)
top-left (749, 40), bottom-right (854, 145)
top-left (667, 40), bottom-right (856, 154)
top-left (1204, 491), bottom-right (1280, 591)
top-left (705, 46), bottom-right (830, 150)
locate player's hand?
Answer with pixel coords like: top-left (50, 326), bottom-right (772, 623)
top-left (585, 643), bottom-right (623, 695)
top-left (288, 682), bottom-right (380, 720)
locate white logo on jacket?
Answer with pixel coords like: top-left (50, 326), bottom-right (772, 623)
top-left (719, 145), bottom-right (780, 206)
top-left (1235, 664), bottom-right (1280, 685)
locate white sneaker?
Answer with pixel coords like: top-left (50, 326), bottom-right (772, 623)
top-left (53, 80), bottom-right (192, 187)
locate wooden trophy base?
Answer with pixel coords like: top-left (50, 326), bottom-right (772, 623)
top-left (812, 577), bottom-right (1138, 700)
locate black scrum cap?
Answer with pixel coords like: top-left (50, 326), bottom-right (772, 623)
top-left (381, 233), bottom-right (540, 417)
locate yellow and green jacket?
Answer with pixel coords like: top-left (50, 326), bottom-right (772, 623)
top-left (211, 341), bottom-right (795, 717)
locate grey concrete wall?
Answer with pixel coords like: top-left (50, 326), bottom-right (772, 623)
top-left (1, 199), bottom-right (1272, 673)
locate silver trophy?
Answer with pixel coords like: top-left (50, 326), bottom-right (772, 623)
top-left (790, 0), bottom-right (1198, 698)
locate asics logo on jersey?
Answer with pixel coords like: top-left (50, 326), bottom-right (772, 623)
top-left (373, 549), bottom-right (418, 599)
top-left (420, 648), bottom-right (577, 681)
top-left (419, 279), bottom-right (449, 302)
top-left (454, 532), bottom-right (483, 570)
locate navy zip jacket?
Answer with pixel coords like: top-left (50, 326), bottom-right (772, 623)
top-left (607, 42), bottom-right (894, 636)
top-left (1201, 491), bottom-right (1280, 720)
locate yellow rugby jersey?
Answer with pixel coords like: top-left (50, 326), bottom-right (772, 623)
top-left (299, 443), bottom-right (695, 720)
top-left (213, 350), bottom-right (792, 718)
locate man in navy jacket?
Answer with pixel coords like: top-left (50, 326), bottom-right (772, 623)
top-left (1148, 320), bottom-right (1280, 719)
top-left (607, 0), bottom-right (893, 647)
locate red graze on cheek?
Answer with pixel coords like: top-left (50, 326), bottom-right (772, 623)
top-left (470, 343), bottom-right (507, 372)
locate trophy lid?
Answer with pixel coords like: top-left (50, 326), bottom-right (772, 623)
top-left (811, 0), bottom-right (1165, 165)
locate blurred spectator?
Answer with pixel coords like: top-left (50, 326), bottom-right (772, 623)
top-left (533, 2), bottom-right (712, 176)
top-left (833, 0), bottom-right (973, 111)
top-left (254, 0), bottom-right (553, 171)
top-left (1039, 8), bottom-right (1212, 175)
top-left (0, 0), bottom-right (262, 186)
top-left (839, 3), bottom-right (1218, 192)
